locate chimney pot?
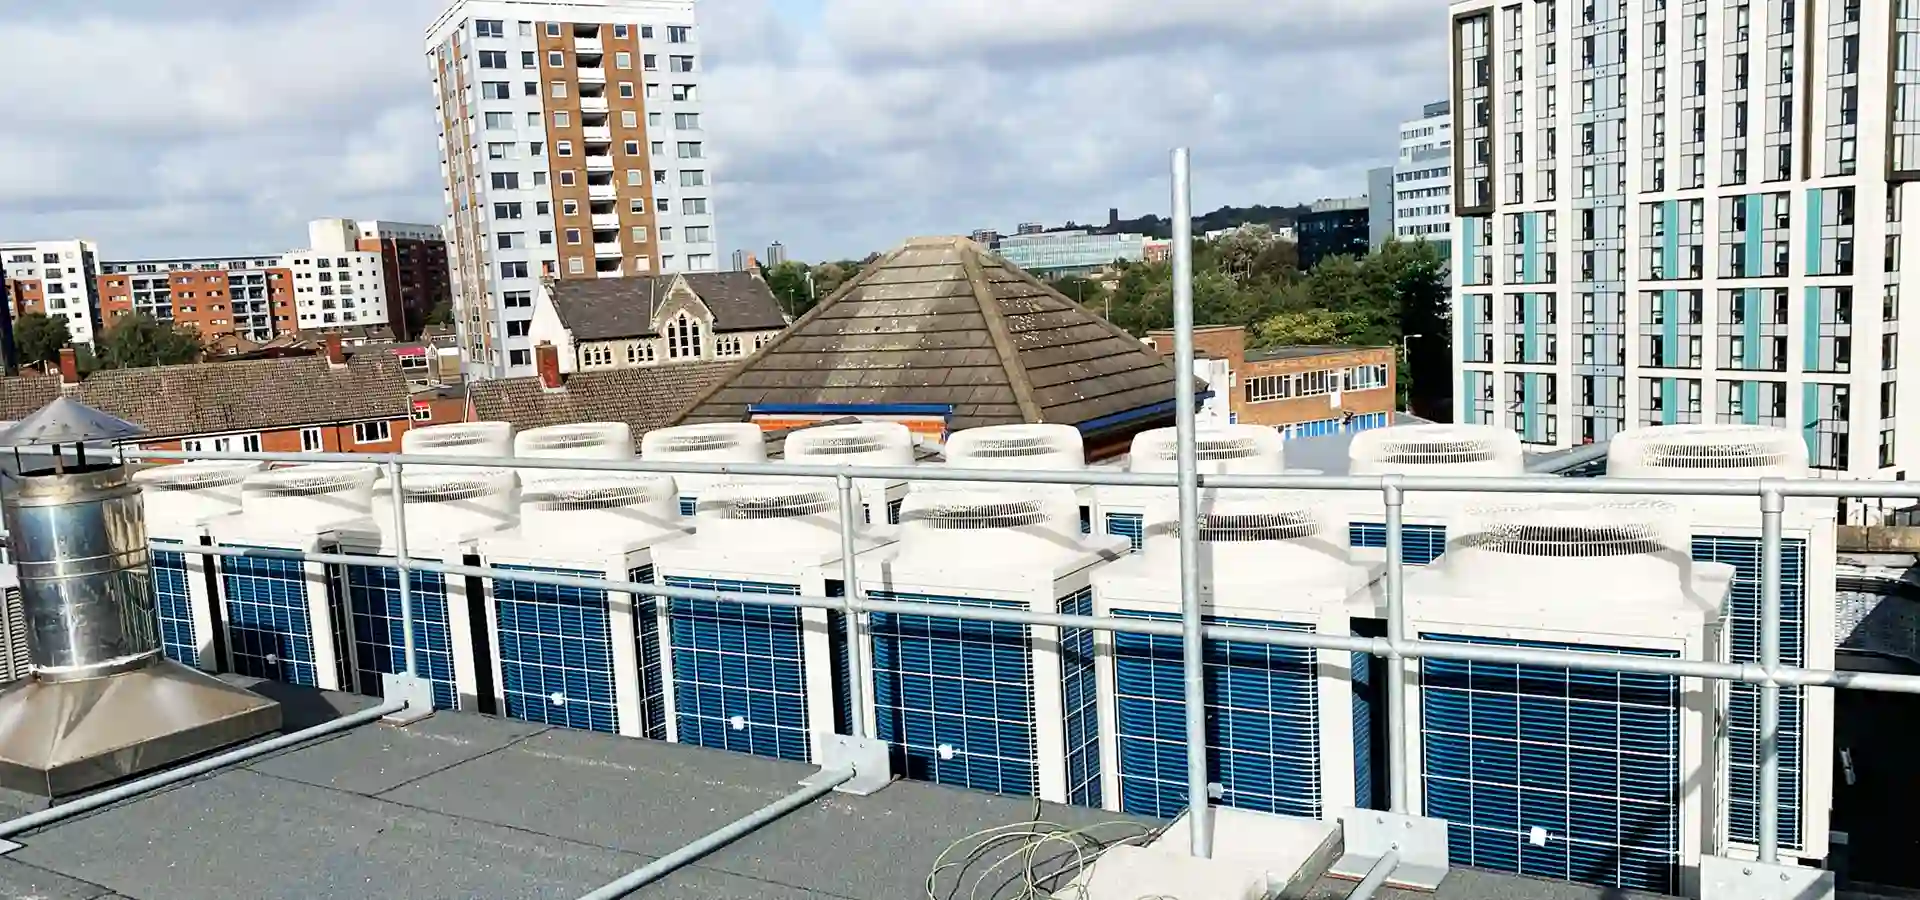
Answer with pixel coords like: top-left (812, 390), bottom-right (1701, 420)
top-left (535, 342), bottom-right (562, 390)
top-left (57, 347), bottom-right (78, 385)
top-left (324, 334), bottom-right (344, 366)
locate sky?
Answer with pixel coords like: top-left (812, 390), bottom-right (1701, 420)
top-left (0, 0), bottom-right (1445, 263)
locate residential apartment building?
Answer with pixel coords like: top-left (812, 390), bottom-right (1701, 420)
top-left (287, 219), bottom-right (395, 333)
top-left (1, 240), bottom-right (103, 345)
top-left (427, 0), bottom-right (717, 381)
top-left (97, 255), bottom-right (299, 343)
top-left (1450, 0), bottom-right (1916, 478)
top-left (348, 219), bottom-right (452, 339)
top-left (994, 230), bottom-right (1147, 276)
top-left (1370, 102), bottom-right (1456, 249)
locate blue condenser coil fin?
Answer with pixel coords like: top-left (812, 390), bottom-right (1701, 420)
top-left (221, 548), bottom-right (330, 687)
top-left (1105, 513), bottom-right (1145, 553)
top-left (630, 565), bottom-right (667, 740)
top-left (492, 564), bottom-right (620, 733)
top-left (1419, 633), bottom-right (1682, 894)
top-left (346, 564), bottom-right (458, 709)
top-left (664, 576), bottom-right (812, 761)
top-left (1349, 523), bottom-right (1448, 565)
top-left (151, 540), bottom-right (198, 668)
top-left (1060, 588), bottom-right (1102, 807)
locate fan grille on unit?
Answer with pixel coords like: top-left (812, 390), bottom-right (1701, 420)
top-left (411, 433), bottom-right (491, 449)
top-left (713, 492), bottom-right (835, 519)
top-left (405, 479), bottom-right (503, 502)
top-left (968, 436), bottom-right (1059, 458)
top-left (1641, 441), bottom-right (1792, 470)
top-left (1153, 436), bottom-right (1261, 462)
top-left (525, 482), bottom-right (656, 511)
top-left (1472, 521), bottom-right (1666, 557)
top-left (142, 468), bottom-right (252, 491)
top-left (1374, 439), bottom-right (1497, 466)
top-left (252, 471), bottom-right (368, 497)
top-left (801, 436), bottom-right (889, 456)
top-left (908, 500), bottom-right (1049, 529)
top-left (659, 434), bottom-right (740, 454)
top-left (1164, 510), bottom-right (1319, 542)
top-left (526, 431), bottom-right (610, 450)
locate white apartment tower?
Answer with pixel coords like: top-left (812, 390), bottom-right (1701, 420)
top-left (1452, 0), bottom-right (1919, 477)
top-left (0, 240), bottom-right (103, 345)
top-left (426, 0), bottom-right (717, 380)
top-left (1397, 100), bottom-right (1458, 246)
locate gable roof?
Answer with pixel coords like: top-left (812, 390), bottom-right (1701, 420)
top-left (550, 272), bottom-right (790, 342)
top-left (672, 236), bottom-right (1185, 431)
top-left (0, 354), bottom-right (409, 440)
top-left (467, 361), bottom-right (734, 451)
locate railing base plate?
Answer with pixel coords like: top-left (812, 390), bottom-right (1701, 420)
top-left (1700, 855), bottom-right (1835, 900)
top-left (807, 733), bottom-right (891, 795)
top-left (379, 674), bottom-right (436, 725)
top-left (1326, 809), bottom-right (1449, 891)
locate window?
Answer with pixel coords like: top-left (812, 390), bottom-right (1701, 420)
top-left (683, 197), bottom-right (708, 215)
top-left (557, 140), bottom-right (573, 157)
top-left (670, 55), bottom-right (695, 72)
top-left (569, 257), bottom-right (586, 274)
top-left (504, 290), bottom-right (533, 308)
top-left (668, 25), bottom-right (691, 43)
top-left (539, 230), bottom-right (554, 245)
top-left (652, 141), bottom-right (665, 155)
top-left (413, 405), bottom-right (434, 423)
top-left (479, 50), bottom-right (508, 68)
top-left (630, 198), bottom-right (647, 214)
top-left (666, 312), bottom-right (704, 358)
top-left (628, 342), bottom-right (657, 365)
top-left (551, 81), bottom-right (568, 98)
top-left (627, 169), bottom-right (645, 185)
top-left (497, 232), bottom-right (523, 249)
top-left (545, 22), bottom-right (560, 36)
top-left (558, 170), bottom-right (576, 186)
top-left (554, 110), bottom-right (570, 128)
top-left (678, 142), bottom-right (703, 159)
top-left (632, 226), bottom-right (651, 243)
top-left (506, 320), bottom-right (531, 338)
top-left (686, 226), bottom-right (711, 242)
top-left (490, 172), bottom-right (519, 189)
top-left (242, 434), bottom-right (263, 453)
top-left (680, 170), bottom-right (706, 187)
top-left (475, 19), bottom-right (504, 37)
top-left (657, 197), bottom-right (672, 212)
top-left (642, 25), bottom-right (653, 38)
top-left (644, 54), bottom-right (658, 70)
top-left (524, 81), bottom-right (537, 96)
top-left (510, 348), bottom-right (532, 367)
top-left (487, 141), bottom-right (513, 159)
top-left (675, 113), bottom-right (700, 130)
top-left (619, 82), bottom-right (635, 99)
top-left (615, 51), bottom-right (632, 69)
top-left (614, 24), bottom-right (629, 38)
top-left (522, 50), bottom-right (536, 68)
top-left (547, 50), bottom-right (564, 67)
top-left (647, 82), bottom-right (661, 98)
top-left (353, 421), bottom-right (392, 444)
top-left (530, 140), bottom-right (543, 155)
top-left (563, 199), bottom-right (579, 215)
top-left (300, 428), bottom-right (324, 452)
top-left (484, 111), bottom-right (514, 129)
top-left (566, 228), bottom-right (582, 244)
top-left (625, 140), bottom-right (641, 155)
top-left (649, 112), bottom-right (662, 128)
top-left (621, 110), bottom-right (639, 128)
top-left (500, 261), bottom-right (529, 278)
top-left (673, 84), bottom-right (696, 102)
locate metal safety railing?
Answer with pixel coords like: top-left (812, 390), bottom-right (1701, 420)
top-left (99, 151), bottom-right (1920, 882)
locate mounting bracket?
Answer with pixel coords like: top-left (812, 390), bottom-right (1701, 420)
top-left (1325, 808), bottom-right (1450, 891)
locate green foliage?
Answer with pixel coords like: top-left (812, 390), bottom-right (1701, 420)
top-left (424, 299), bottom-right (454, 326)
top-left (94, 313), bottom-right (204, 370)
top-left (11, 313), bottom-right (69, 369)
top-left (761, 259), bottom-right (870, 319)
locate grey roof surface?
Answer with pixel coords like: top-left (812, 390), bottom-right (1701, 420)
top-left (0, 680), bottom-right (1675, 900)
top-left (1244, 344), bottom-right (1393, 362)
top-left (552, 272), bottom-right (789, 341)
top-left (467, 361), bottom-right (734, 451)
top-left (673, 236), bottom-right (1188, 432)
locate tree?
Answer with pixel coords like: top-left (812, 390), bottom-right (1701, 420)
top-left (12, 313), bottom-right (69, 370)
top-left (763, 261), bottom-right (813, 318)
top-left (424, 299), bottom-right (454, 327)
top-left (94, 313), bottom-right (204, 370)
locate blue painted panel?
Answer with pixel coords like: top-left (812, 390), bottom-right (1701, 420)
top-left (665, 576), bottom-right (812, 762)
top-left (1112, 610), bottom-right (1321, 819)
top-left (1061, 589), bottom-right (1102, 808)
top-left (221, 549), bottom-right (325, 687)
top-left (151, 540), bottom-right (197, 668)
top-left (493, 564), bottom-right (620, 733)
top-left (1106, 513), bottom-right (1145, 553)
top-left (1420, 633), bottom-right (1681, 894)
top-left (869, 591), bottom-right (1038, 797)
top-left (1350, 523), bottom-right (1448, 565)
top-left (346, 563), bottom-right (457, 710)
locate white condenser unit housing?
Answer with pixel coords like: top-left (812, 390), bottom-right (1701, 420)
top-left (514, 422), bottom-right (634, 486)
top-left (781, 422), bottom-right (914, 527)
top-left (400, 421), bottom-right (515, 475)
top-left (1606, 423), bottom-right (1835, 865)
top-left (943, 423), bottom-right (1100, 535)
top-left (338, 469), bottom-right (518, 711)
top-left (1095, 425), bottom-right (1286, 553)
top-left (208, 465), bottom-right (381, 691)
top-left (640, 423), bottom-right (767, 516)
top-left (133, 461), bottom-right (263, 672)
top-left (1376, 499), bottom-right (1733, 896)
top-left (649, 477), bottom-right (894, 763)
top-left (860, 423), bottom-right (1129, 803)
top-left (1346, 424), bottom-right (1525, 565)
top-left (1091, 489), bottom-right (1383, 822)
top-left (479, 474), bottom-right (690, 737)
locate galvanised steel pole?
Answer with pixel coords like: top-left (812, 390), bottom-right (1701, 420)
top-left (1383, 478), bottom-right (1409, 814)
top-left (1758, 487), bottom-right (1784, 863)
top-left (386, 461), bottom-right (419, 679)
top-left (1170, 147), bottom-right (1212, 859)
top-left (835, 473), bottom-right (870, 740)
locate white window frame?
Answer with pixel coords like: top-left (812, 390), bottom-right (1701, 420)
top-left (353, 420), bottom-right (392, 445)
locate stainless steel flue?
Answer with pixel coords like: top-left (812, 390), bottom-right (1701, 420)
top-left (0, 399), bottom-right (280, 795)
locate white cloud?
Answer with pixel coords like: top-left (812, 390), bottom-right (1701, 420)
top-left (0, 0), bottom-right (1443, 264)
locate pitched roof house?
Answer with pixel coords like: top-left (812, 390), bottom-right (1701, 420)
top-left (465, 345), bottom-right (733, 451)
top-left (527, 272), bottom-right (790, 375)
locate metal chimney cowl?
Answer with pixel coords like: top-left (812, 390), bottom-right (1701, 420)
top-left (0, 400), bottom-right (280, 796)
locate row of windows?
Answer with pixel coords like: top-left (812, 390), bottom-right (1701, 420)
top-left (473, 19), bottom-right (689, 43)
top-left (1244, 363), bottom-right (1390, 403)
top-left (177, 421), bottom-right (393, 455)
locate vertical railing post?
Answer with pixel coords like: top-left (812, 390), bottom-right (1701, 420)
top-left (1383, 479), bottom-right (1410, 814)
top-left (834, 472), bottom-right (869, 740)
top-left (1758, 486), bottom-right (1784, 863)
top-left (1170, 147), bottom-right (1212, 859)
top-left (386, 460), bottom-right (418, 679)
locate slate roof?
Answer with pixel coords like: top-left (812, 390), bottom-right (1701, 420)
top-left (0, 354), bottom-right (409, 440)
top-left (467, 361), bottom-right (734, 451)
top-left (672, 236), bottom-right (1185, 431)
top-left (551, 272), bottom-right (790, 341)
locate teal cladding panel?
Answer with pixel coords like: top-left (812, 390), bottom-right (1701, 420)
top-left (1746, 195), bottom-right (1764, 275)
top-left (1805, 190), bottom-right (1823, 275)
top-left (1662, 290), bottom-right (1679, 367)
top-left (1664, 200), bottom-right (1680, 276)
top-left (1742, 381), bottom-right (1760, 424)
top-left (1803, 287), bottom-right (1821, 371)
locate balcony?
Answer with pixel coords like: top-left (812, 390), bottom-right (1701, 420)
top-left (577, 66), bottom-right (605, 84)
top-left (579, 95), bottom-right (608, 113)
top-left (582, 126), bottom-right (611, 142)
top-left (588, 184), bottom-right (617, 201)
top-left (591, 213), bottom-right (621, 229)
top-left (594, 240), bottom-right (623, 258)
top-left (596, 267), bottom-right (625, 279)
top-left (575, 36), bottom-right (602, 53)
top-left (585, 154), bottom-right (614, 172)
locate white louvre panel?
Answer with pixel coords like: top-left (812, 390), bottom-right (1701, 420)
top-left (1138, 491), bottom-right (1358, 591)
top-left (1128, 425), bottom-right (1285, 474)
top-left (1348, 424), bottom-right (1525, 476)
top-left (1441, 500), bottom-right (1694, 605)
top-left (373, 469), bottom-right (518, 544)
top-left (519, 475), bottom-right (681, 545)
top-left (402, 421), bottom-right (515, 476)
top-left (782, 422), bottom-right (914, 525)
top-left (134, 461), bottom-right (262, 534)
top-left (0, 583), bottom-right (27, 683)
top-left (692, 479), bottom-right (846, 556)
top-left (943, 423), bottom-right (1083, 478)
top-left (240, 464), bottom-right (379, 531)
top-left (515, 423), bottom-right (634, 485)
top-left (894, 486), bottom-right (1084, 566)
top-left (1607, 424), bottom-right (1809, 479)
top-left (641, 423), bottom-right (768, 509)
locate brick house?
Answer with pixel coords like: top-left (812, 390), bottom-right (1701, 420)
top-left (0, 337), bottom-right (416, 456)
top-left (466, 343), bottom-right (733, 451)
top-left (527, 272), bottom-right (789, 376)
top-left (1142, 325), bottom-right (1397, 438)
